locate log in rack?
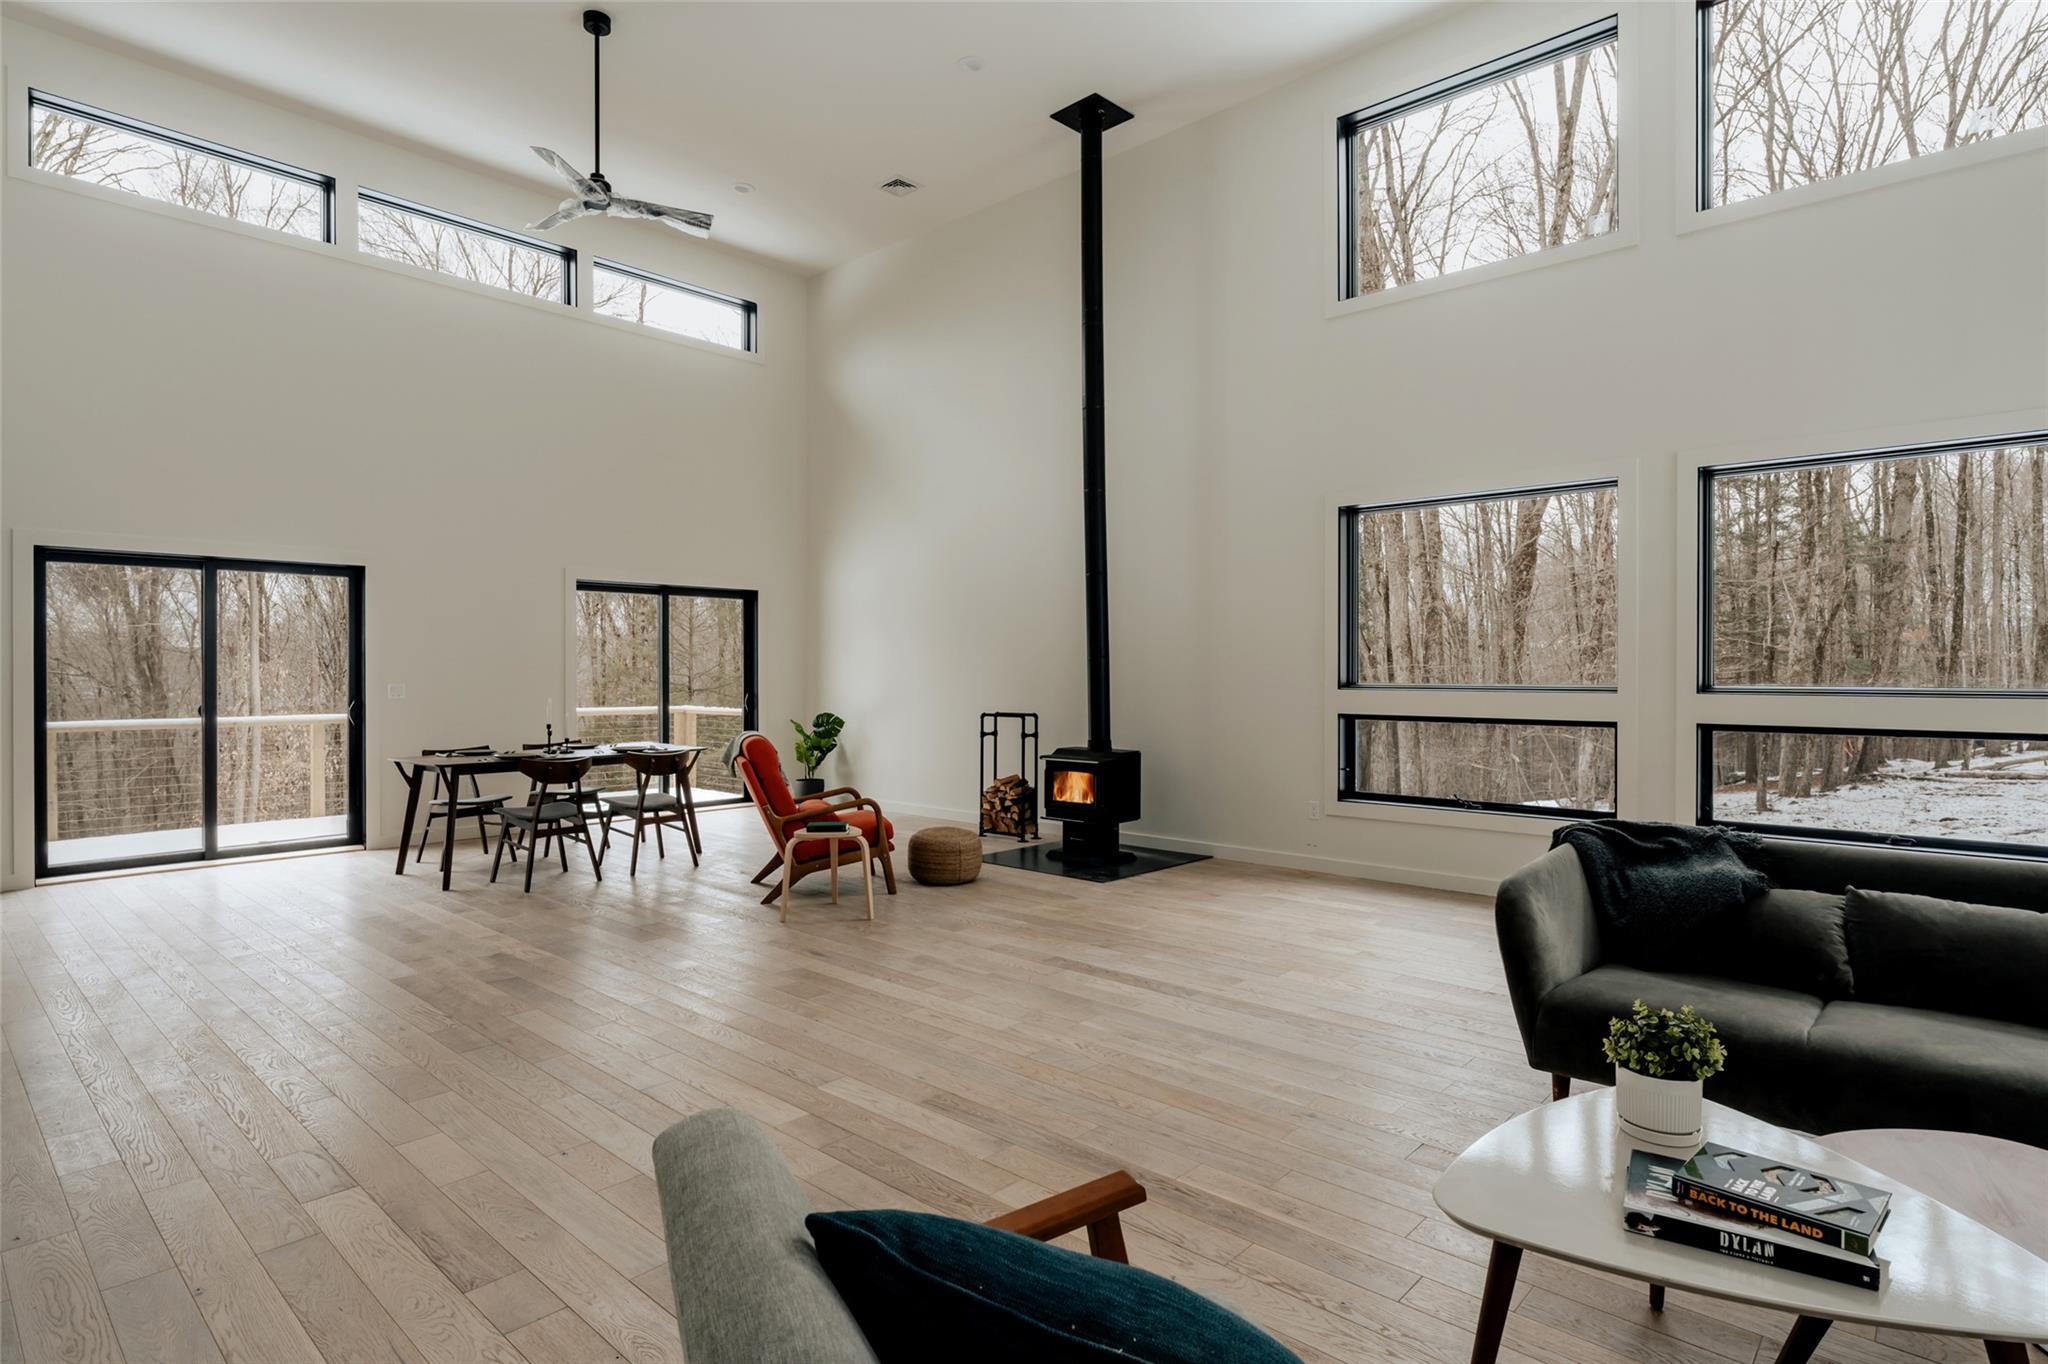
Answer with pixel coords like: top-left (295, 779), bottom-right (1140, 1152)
top-left (978, 712), bottom-right (1039, 841)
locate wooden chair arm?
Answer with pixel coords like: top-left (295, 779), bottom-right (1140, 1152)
top-left (984, 1171), bottom-right (1145, 1263)
top-left (810, 785), bottom-right (863, 802)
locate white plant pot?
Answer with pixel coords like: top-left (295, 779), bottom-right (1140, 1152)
top-left (1614, 1067), bottom-right (1704, 1147)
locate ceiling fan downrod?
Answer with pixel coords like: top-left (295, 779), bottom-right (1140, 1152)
top-left (585, 9), bottom-right (610, 190)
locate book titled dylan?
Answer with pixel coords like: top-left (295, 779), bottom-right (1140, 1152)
top-left (1674, 1143), bottom-right (1892, 1259)
top-left (1624, 1151), bottom-right (1883, 1291)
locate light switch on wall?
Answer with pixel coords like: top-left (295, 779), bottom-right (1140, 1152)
top-left (387, 683), bottom-right (406, 700)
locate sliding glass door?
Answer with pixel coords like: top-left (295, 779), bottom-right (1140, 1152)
top-left (35, 548), bottom-right (364, 877)
top-left (575, 581), bottom-right (756, 805)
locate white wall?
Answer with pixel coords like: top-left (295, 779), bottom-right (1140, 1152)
top-left (809, 0), bottom-right (2048, 893)
top-left (1, 18), bottom-right (814, 887)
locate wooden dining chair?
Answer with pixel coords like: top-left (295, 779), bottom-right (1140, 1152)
top-left (492, 756), bottom-right (602, 892)
top-left (598, 749), bottom-right (704, 875)
top-left (413, 769), bottom-right (516, 864)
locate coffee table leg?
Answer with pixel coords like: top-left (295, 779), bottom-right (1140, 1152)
top-left (1772, 1316), bottom-right (1832, 1364)
top-left (1468, 1241), bottom-right (1521, 1364)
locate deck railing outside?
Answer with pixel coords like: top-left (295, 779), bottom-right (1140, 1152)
top-left (574, 703), bottom-right (745, 794)
top-left (44, 713), bottom-right (348, 844)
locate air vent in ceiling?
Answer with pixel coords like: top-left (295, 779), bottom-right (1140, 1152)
top-left (878, 178), bottom-right (921, 197)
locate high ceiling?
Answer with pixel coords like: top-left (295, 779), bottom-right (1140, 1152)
top-left (15, 1), bottom-right (1440, 273)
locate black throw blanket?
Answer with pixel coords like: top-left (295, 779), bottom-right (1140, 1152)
top-left (1550, 820), bottom-right (1770, 969)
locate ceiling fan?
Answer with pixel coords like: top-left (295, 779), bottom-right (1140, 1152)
top-left (529, 10), bottom-right (712, 238)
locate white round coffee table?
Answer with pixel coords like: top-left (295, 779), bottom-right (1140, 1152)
top-left (1434, 1089), bottom-right (2048, 1364)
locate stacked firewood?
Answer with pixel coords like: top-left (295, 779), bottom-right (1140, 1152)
top-left (979, 774), bottom-right (1038, 838)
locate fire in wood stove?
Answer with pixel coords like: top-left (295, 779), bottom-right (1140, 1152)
top-left (1050, 770), bottom-right (1095, 805)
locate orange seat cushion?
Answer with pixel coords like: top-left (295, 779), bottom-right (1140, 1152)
top-left (793, 808), bottom-right (894, 861)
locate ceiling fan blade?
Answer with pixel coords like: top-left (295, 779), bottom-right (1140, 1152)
top-left (531, 146), bottom-right (604, 200)
top-left (529, 201), bottom-right (590, 232)
top-left (607, 196), bottom-right (714, 238)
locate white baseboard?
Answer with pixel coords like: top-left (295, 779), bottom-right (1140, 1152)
top-left (881, 800), bottom-right (1499, 899)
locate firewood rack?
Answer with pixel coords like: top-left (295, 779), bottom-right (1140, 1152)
top-left (978, 712), bottom-right (1040, 841)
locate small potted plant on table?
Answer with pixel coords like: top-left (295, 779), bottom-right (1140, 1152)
top-left (1603, 1000), bottom-right (1726, 1146)
top-left (789, 712), bottom-right (846, 798)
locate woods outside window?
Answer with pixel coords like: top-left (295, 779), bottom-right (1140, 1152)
top-left (1696, 434), bottom-right (2048, 855)
top-left (1696, 0), bottom-right (2048, 211)
top-left (1340, 17), bottom-right (1620, 299)
top-left (1338, 481), bottom-right (1621, 819)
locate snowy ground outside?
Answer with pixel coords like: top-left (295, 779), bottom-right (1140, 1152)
top-left (1712, 754), bottom-right (2047, 846)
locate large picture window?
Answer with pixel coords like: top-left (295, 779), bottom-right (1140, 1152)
top-left (1703, 436), bottom-right (2048, 693)
top-left (1697, 0), bottom-right (2048, 210)
top-left (28, 90), bottom-right (331, 241)
top-left (1698, 431), bottom-right (2046, 856)
top-left (1338, 479), bottom-right (1621, 820)
top-left (1700, 726), bottom-right (2047, 855)
top-left (574, 582), bottom-right (755, 803)
top-left (1345, 481), bottom-right (1618, 687)
top-left (1340, 16), bottom-right (1619, 299)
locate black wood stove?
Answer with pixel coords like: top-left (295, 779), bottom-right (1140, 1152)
top-left (984, 94), bottom-right (1203, 883)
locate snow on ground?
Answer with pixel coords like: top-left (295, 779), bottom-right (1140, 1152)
top-left (1714, 764), bottom-right (2047, 845)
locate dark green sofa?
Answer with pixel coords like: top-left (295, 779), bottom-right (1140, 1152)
top-left (1496, 837), bottom-right (2048, 1147)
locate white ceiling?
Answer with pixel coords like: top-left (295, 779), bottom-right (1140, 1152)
top-left (16, 1), bottom-right (1441, 273)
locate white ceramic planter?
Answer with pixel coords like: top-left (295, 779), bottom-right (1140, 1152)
top-left (1614, 1067), bottom-right (1704, 1147)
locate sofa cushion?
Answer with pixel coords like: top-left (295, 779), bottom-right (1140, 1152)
top-left (806, 1209), bottom-right (1300, 1364)
top-left (793, 808), bottom-right (896, 860)
top-left (1711, 889), bottom-right (1854, 1000)
top-left (1534, 967), bottom-right (1822, 1119)
top-left (1806, 1002), bottom-right (2048, 1147)
top-left (1749, 839), bottom-right (2046, 910)
top-left (1844, 888), bottom-right (2048, 1028)
top-left (653, 1110), bottom-right (879, 1364)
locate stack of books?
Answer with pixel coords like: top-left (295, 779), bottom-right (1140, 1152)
top-left (1623, 1142), bottom-right (1892, 1290)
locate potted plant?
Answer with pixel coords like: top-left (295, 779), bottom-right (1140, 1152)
top-left (789, 712), bottom-right (846, 798)
top-left (1602, 1000), bottom-right (1726, 1146)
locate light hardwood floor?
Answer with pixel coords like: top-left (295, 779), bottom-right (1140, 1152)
top-left (0, 812), bottom-right (1983, 1364)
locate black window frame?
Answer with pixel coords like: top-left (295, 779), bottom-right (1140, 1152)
top-left (33, 545), bottom-right (366, 880)
top-left (592, 258), bottom-right (758, 353)
top-left (357, 188), bottom-right (576, 305)
top-left (1336, 14), bottom-right (1621, 301)
top-left (28, 88), bottom-right (336, 243)
top-left (1337, 712), bottom-right (1620, 820)
top-left (1694, 1), bottom-right (1719, 212)
top-left (1339, 477), bottom-right (1621, 691)
top-left (572, 579), bottom-right (758, 806)
top-left (1696, 723), bottom-right (2048, 859)
top-left (1697, 430), bottom-right (2048, 699)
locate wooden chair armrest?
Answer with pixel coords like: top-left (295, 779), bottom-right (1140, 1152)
top-left (984, 1171), bottom-right (1146, 1262)
top-left (810, 785), bottom-right (862, 801)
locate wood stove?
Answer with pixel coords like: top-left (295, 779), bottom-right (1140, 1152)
top-left (1043, 745), bottom-right (1140, 865)
top-left (982, 93), bottom-right (1204, 883)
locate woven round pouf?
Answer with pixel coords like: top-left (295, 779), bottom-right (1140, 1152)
top-left (908, 827), bottom-right (983, 886)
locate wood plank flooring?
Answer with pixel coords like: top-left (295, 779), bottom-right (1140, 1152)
top-left (0, 812), bottom-right (1981, 1363)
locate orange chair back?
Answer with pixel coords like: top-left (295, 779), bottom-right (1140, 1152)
top-left (736, 733), bottom-right (799, 849)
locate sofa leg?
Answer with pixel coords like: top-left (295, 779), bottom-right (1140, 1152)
top-left (1550, 1073), bottom-right (1571, 1102)
top-left (1648, 1284), bottom-right (1665, 1312)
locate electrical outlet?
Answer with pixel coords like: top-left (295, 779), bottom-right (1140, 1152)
top-left (1308, 799), bottom-right (1322, 820)
top-left (387, 683), bottom-right (406, 700)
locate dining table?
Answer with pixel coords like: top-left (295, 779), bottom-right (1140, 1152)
top-left (391, 743), bottom-right (708, 890)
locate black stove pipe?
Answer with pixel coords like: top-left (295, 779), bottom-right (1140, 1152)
top-left (1051, 93), bottom-right (1132, 753)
